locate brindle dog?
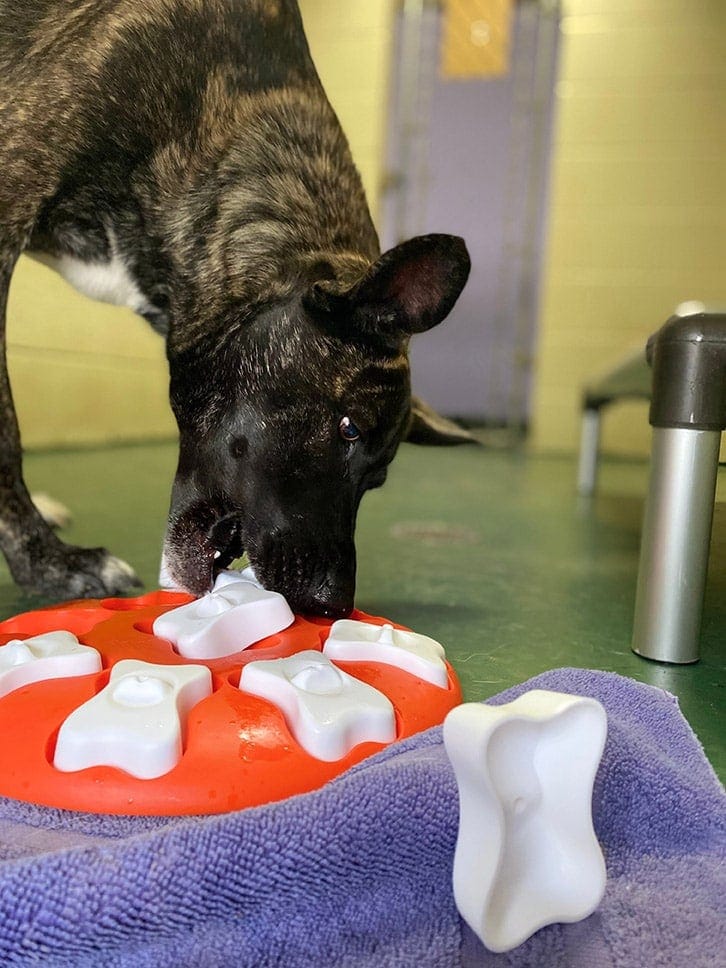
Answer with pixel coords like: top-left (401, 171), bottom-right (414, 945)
top-left (0, 0), bottom-right (471, 617)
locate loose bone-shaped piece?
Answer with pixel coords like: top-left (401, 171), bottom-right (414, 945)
top-left (0, 631), bottom-right (101, 698)
top-left (54, 659), bottom-right (212, 779)
top-left (239, 650), bottom-right (396, 761)
top-left (443, 690), bottom-right (607, 953)
top-left (153, 574), bottom-right (294, 660)
top-left (323, 619), bottom-right (449, 688)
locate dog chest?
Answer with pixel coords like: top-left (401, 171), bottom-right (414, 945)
top-left (28, 232), bottom-right (154, 317)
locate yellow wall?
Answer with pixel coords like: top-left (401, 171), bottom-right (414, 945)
top-left (8, 0), bottom-right (394, 450)
top-left (8, 260), bottom-right (175, 450)
top-left (531, 0), bottom-right (726, 456)
top-left (298, 0), bottom-right (395, 222)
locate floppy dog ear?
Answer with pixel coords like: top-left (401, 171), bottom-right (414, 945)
top-left (406, 395), bottom-right (479, 446)
top-left (305, 234), bottom-right (470, 342)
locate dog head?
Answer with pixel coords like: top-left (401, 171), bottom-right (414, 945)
top-left (162, 234), bottom-right (471, 616)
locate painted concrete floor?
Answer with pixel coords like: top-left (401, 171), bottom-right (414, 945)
top-left (1, 439), bottom-right (723, 780)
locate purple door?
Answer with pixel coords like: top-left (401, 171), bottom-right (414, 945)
top-left (379, 1), bottom-right (560, 428)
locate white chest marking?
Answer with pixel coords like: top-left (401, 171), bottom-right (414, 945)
top-left (31, 227), bottom-right (153, 316)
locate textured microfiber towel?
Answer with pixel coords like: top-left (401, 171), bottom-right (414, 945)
top-left (0, 667), bottom-right (723, 967)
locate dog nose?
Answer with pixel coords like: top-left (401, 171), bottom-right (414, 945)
top-left (251, 536), bottom-right (356, 619)
top-left (305, 598), bottom-right (353, 620)
top-left (305, 567), bottom-right (356, 619)
top-left (291, 577), bottom-right (355, 619)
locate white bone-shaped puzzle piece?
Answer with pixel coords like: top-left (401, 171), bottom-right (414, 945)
top-left (443, 690), bottom-right (607, 953)
top-left (54, 659), bottom-right (212, 780)
top-left (0, 631), bottom-right (102, 698)
top-left (239, 650), bottom-right (396, 761)
top-left (323, 619), bottom-right (449, 688)
top-left (152, 572), bottom-right (294, 660)
top-left (214, 567), bottom-right (261, 588)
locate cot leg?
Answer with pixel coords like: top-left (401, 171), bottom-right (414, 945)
top-left (577, 407), bottom-right (601, 496)
top-left (632, 427), bottom-right (721, 664)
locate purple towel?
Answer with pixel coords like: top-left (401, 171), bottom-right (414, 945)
top-left (0, 668), bottom-right (723, 967)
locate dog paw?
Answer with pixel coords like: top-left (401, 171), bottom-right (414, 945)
top-left (98, 552), bottom-right (143, 595)
top-left (27, 545), bottom-right (143, 600)
top-left (31, 493), bottom-right (73, 530)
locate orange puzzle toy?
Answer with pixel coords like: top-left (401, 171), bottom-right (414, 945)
top-left (0, 572), bottom-right (462, 816)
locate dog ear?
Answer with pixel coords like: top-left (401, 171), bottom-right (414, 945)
top-left (406, 395), bottom-right (479, 446)
top-left (304, 234), bottom-right (470, 342)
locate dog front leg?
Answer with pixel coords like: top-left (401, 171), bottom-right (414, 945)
top-left (0, 243), bottom-right (141, 599)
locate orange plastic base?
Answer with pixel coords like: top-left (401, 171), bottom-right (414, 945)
top-left (0, 592), bottom-right (462, 816)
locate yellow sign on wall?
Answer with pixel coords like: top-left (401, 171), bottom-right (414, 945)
top-left (440, 0), bottom-right (513, 79)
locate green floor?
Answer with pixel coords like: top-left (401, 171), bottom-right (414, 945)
top-left (1, 439), bottom-right (724, 780)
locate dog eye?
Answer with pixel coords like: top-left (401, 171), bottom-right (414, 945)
top-left (338, 416), bottom-right (361, 442)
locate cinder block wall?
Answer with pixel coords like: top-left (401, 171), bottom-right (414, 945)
top-left (531, 0), bottom-right (726, 456)
top-left (8, 0), bottom-right (393, 449)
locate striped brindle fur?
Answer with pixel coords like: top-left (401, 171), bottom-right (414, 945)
top-left (0, 0), bottom-right (471, 615)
